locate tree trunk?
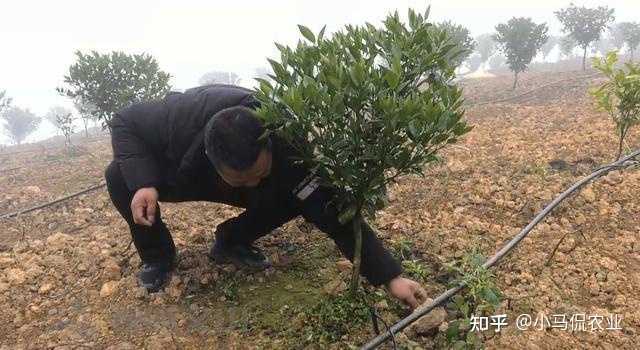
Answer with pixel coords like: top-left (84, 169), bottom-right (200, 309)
top-left (350, 211), bottom-right (363, 295)
top-left (512, 72), bottom-right (519, 90)
top-left (582, 46), bottom-right (587, 71)
top-left (83, 118), bottom-right (89, 138)
top-left (616, 126), bottom-right (628, 161)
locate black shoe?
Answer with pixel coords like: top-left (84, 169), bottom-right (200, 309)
top-left (137, 259), bottom-right (175, 293)
top-left (209, 241), bottom-right (271, 271)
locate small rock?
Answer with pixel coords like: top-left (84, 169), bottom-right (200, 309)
top-left (0, 256), bottom-right (14, 268)
top-left (336, 259), bottom-right (353, 273)
top-left (375, 300), bottom-right (389, 310)
top-left (581, 188), bottom-right (596, 203)
top-left (603, 172), bottom-right (622, 185)
top-left (99, 281), bottom-right (120, 298)
top-left (7, 268), bottom-right (26, 285)
top-left (134, 287), bottom-right (148, 300)
top-left (24, 185), bottom-right (41, 194)
top-left (25, 266), bottom-right (44, 279)
top-left (407, 298), bottom-right (447, 336)
top-left (145, 328), bottom-right (176, 350)
top-left (102, 260), bottom-right (121, 280)
top-left (46, 232), bottom-right (73, 250)
top-left (105, 342), bottom-right (137, 350)
top-left (166, 276), bottom-right (182, 299)
top-left (323, 278), bottom-right (347, 296)
top-left (39, 283), bottom-right (54, 294)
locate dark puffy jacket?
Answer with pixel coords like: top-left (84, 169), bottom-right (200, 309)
top-left (110, 84), bottom-right (259, 191)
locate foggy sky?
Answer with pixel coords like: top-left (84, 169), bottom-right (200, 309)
top-left (1, 0), bottom-right (638, 144)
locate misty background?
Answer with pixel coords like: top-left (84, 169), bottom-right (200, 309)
top-left (1, 0), bottom-right (638, 144)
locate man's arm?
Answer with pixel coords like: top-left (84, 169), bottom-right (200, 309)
top-left (110, 114), bottom-right (163, 192)
top-left (299, 185), bottom-right (428, 308)
top-left (298, 185), bottom-right (402, 287)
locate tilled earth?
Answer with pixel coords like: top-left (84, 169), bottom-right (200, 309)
top-left (1, 69), bottom-right (639, 349)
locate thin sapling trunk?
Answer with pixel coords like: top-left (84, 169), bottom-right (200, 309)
top-left (350, 211), bottom-right (362, 295)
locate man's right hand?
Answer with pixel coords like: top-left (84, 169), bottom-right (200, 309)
top-left (131, 187), bottom-right (159, 226)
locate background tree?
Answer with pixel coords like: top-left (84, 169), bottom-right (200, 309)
top-left (199, 70), bottom-right (242, 85)
top-left (58, 51), bottom-right (171, 128)
top-left (1, 106), bottom-right (41, 145)
top-left (617, 22), bottom-right (640, 61)
top-left (465, 54), bottom-right (484, 73)
top-left (488, 54), bottom-right (506, 71)
top-left (594, 36), bottom-right (614, 56)
top-left (541, 35), bottom-right (560, 60)
top-left (0, 90), bottom-right (11, 115)
top-left (560, 36), bottom-right (577, 59)
top-left (46, 106), bottom-right (75, 151)
top-left (493, 17), bottom-right (549, 89)
top-left (45, 106), bottom-right (73, 135)
top-left (437, 21), bottom-right (476, 68)
top-left (591, 52), bottom-right (640, 160)
top-left (475, 33), bottom-right (496, 69)
top-left (254, 9), bottom-right (471, 293)
top-left (73, 98), bottom-right (99, 137)
top-left (555, 4), bottom-right (615, 70)
top-left (610, 23), bottom-right (627, 52)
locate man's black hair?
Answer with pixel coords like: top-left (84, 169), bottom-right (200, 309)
top-left (204, 106), bottom-right (271, 171)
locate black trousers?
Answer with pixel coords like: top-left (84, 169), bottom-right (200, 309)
top-left (104, 161), bottom-right (402, 286)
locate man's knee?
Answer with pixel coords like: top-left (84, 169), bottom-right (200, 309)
top-left (105, 161), bottom-right (121, 187)
top-left (105, 161), bottom-right (132, 211)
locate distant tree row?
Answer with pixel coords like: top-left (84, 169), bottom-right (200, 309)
top-left (466, 4), bottom-right (640, 86)
top-left (458, 4), bottom-right (634, 89)
top-left (2, 3), bottom-right (638, 145)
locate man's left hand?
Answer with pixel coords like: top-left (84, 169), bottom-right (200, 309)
top-left (387, 276), bottom-right (428, 310)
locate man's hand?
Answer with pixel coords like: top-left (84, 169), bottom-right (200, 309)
top-left (131, 187), bottom-right (159, 226)
top-left (387, 276), bottom-right (428, 310)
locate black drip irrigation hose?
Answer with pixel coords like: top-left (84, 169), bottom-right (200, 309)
top-left (0, 183), bottom-right (106, 220)
top-left (361, 149), bottom-right (640, 349)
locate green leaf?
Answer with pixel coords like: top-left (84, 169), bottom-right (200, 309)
top-left (384, 69), bottom-right (399, 89)
top-left (408, 120), bottom-right (419, 138)
top-left (267, 58), bottom-right (287, 80)
top-left (318, 25), bottom-right (327, 42)
top-left (298, 25), bottom-right (316, 43)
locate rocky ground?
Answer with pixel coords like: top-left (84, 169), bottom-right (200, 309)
top-left (0, 69), bottom-right (638, 349)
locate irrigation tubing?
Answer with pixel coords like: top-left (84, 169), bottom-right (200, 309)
top-left (468, 73), bottom-right (601, 107)
top-left (362, 149), bottom-right (640, 349)
top-left (0, 182), bottom-right (106, 220)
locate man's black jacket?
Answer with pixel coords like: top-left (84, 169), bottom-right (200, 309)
top-left (110, 84), bottom-right (403, 286)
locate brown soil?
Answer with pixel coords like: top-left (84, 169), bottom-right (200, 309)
top-left (1, 70), bottom-right (638, 349)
